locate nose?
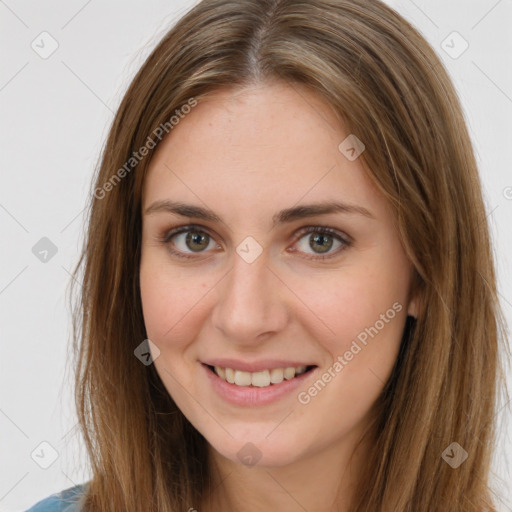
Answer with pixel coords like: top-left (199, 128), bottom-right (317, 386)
top-left (211, 248), bottom-right (289, 345)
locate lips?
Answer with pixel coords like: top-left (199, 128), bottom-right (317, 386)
top-left (202, 361), bottom-right (318, 406)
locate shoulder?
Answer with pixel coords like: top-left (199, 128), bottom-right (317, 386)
top-left (24, 482), bottom-right (89, 512)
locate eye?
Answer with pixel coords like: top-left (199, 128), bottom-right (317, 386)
top-left (157, 224), bottom-right (351, 261)
top-left (291, 226), bottom-right (351, 260)
top-left (159, 225), bottom-right (219, 259)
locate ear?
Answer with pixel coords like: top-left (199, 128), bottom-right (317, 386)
top-left (406, 285), bottom-right (422, 319)
top-left (405, 267), bottom-right (423, 319)
top-left (407, 297), bottom-right (419, 318)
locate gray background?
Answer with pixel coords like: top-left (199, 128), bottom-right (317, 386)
top-left (1, 1), bottom-right (511, 510)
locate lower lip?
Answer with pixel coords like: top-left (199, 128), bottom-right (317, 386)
top-left (201, 363), bottom-right (317, 407)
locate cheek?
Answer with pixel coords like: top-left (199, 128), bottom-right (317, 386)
top-left (140, 264), bottom-right (168, 341)
top-left (291, 257), bottom-right (409, 372)
top-left (139, 254), bottom-right (224, 373)
top-left (291, 267), bottom-right (408, 426)
top-left (139, 257), bottom-right (201, 346)
top-left (139, 260), bottom-right (207, 408)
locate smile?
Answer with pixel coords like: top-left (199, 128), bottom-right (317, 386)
top-left (202, 362), bottom-right (318, 407)
top-left (209, 364), bottom-right (313, 387)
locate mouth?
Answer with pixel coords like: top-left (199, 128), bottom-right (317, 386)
top-left (204, 364), bottom-right (317, 388)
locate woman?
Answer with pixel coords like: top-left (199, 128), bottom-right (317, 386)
top-left (26, 0), bottom-right (509, 510)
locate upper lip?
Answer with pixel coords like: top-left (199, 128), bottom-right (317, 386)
top-left (202, 358), bottom-right (316, 373)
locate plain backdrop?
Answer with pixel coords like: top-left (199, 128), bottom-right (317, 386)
top-left (1, 1), bottom-right (511, 511)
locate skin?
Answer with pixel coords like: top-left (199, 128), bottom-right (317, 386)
top-left (139, 81), bottom-right (419, 511)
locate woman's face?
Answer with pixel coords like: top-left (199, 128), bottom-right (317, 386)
top-left (140, 82), bottom-right (418, 468)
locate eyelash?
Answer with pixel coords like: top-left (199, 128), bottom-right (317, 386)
top-left (155, 224), bottom-right (352, 261)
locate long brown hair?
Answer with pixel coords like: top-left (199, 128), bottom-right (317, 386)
top-left (70, 0), bottom-right (510, 510)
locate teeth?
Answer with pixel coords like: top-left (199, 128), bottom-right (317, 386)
top-left (251, 370), bottom-right (270, 387)
top-left (225, 367), bottom-right (235, 384)
top-left (213, 365), bottom-right (309, 388)
top-left (269, 368), bottom-right (284, 384)
top-left (283, 367), bottom-right (296, 380)
top-left (234, 370), bottom-right (252, 386)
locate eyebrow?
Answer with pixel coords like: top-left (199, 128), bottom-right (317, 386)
top-left (144, 199), bottom-right (375, 227)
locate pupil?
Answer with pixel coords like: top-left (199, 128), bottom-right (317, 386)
top-left (311, 233), bottom-right (332, 253)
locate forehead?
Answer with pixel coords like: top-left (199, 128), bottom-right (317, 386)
top-left (142, 82), bottom-right (385, 220)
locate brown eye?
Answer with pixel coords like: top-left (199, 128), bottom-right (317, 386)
top-left (162, 226), bottom-right (218, 259)
top-left (308, 232), bottom-right (334, 253)
top-left (184, 231), bottom-right (210, 252)
top-left (293, 227), bottom-right (351, 260)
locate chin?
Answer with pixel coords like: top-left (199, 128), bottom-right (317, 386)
top-left (206, 431), bottom-right (303, 468)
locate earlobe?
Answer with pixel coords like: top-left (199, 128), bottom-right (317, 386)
top-left (406, 292), bottom-right (420, 319)
top-left (407, 300), bottom-right (417, 318)
top-left (406, 271), bottom-right (423, 319)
